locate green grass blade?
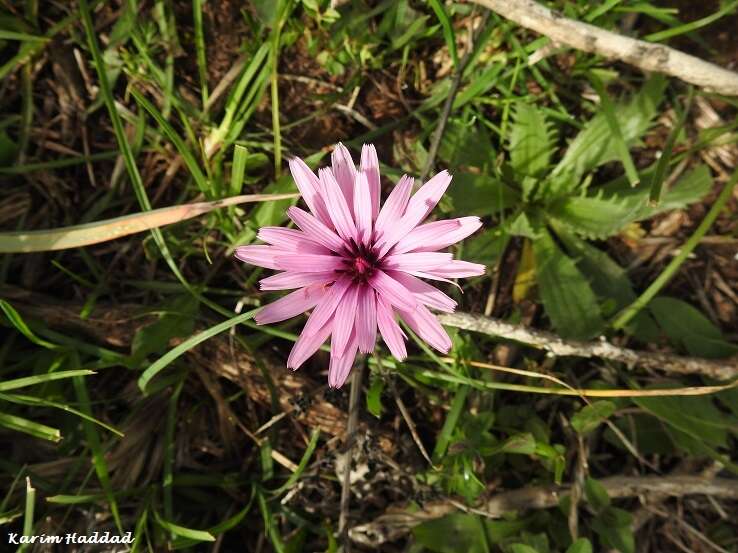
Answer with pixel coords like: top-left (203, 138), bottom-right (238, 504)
top-left (138, 308), bottom-right (259, 392)
top-left (130, 87), bottom-right (211, 196)
top-left (0, 392), bottom-right (123, 437)
top-left (0, 299), bottom-right (57, 348)
top-left (19, 478), bottom-right (35, 552)
top-left (0, 369), bottom-right (95, 392)
top-left (72, 374), bottom-right (123, 532)
top-left (649, 88), bottom-right (694, 205)
top-left (431, 385), bottom-right (469, 463)
top-left (612, 166), bottom-right (738, 329)
top-left (645, 0), bottom-right (738, 42)
top-left (589, 73), bottom-right (640, 187)
top-left (0, 412), bottom-right (60, 442)
top-left (271, 428), bottom-right (321, 496)
top-left (428, 0), bottom-right (459, 68)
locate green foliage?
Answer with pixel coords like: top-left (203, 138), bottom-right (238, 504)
top-left (571, 401), bottom-right (616, 435)
top-left (509, 103), bottom-right (557, 178)
top-left (533, 230), bottom-right (604, 340)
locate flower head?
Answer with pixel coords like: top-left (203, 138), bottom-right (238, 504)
top-left (235, 143), bottom-right (484, 388)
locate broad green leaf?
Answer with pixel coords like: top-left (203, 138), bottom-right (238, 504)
top-left (509, 103), bottom-right (556, 178)
top-left (566, 538), bottom-right (593, 553)
top-left (366, 373), bottom-right (385, 418)
top-left (505, 212), bottom-right (540, 239)
top-left (447, 172), bottom-right (519, 217)
top-left (649, 296), bottom-right (738, 358)
top-left (463, 229), bottom-right (509, 267)
top-left (591, 507), bottom-right (634, 553)
top-left (584, 477), bottom-right (610, 511)
top-left (571, 401), bottom-right (616, 435)
top-left (633, 395), bottom-right (730, 448)
top-left (510, 545), bottom-right (539, 553)
top-left (532, 229), bottom-right (604, 339)
top-left (414, 513), bottom-right (488, 553)
top-left (553, 75), bottom-right (666, 186)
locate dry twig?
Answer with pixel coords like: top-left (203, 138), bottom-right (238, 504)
top-left (467, 0), bottom-right (738, 96)
top-left (350, 475), bottom-right (738, 546)
top-left (438, 312), bottom-right (738, 381)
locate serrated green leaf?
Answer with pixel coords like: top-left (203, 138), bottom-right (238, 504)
top-left (463, 229), bottom-right (509, 266)
top-left (438, 120), bottom-right (494, 169)
top-left (547, 195), bottom-right (642, 239)
top-left (600, 163), bottom-right (712, 221)
top-left (553, 75), bottom-right (667, 189)
top-left (509, 103), bottom-right (556, 178)
top-left (532, 229), bottom-right (604, 339)
top-left (505, 212), bottom-right (540, 239)
top-left (571, 401), bottom-right (616, 435)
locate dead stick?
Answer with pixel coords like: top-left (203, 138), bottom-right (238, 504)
top-left (437, 311), bottom-right (738, 381)
top-left (467, 0), bottom-right (738, 96)
top-left (350, 475), bottom-right (738, 546)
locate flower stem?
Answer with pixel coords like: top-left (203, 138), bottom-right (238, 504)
top-left (338, 356), bottom-right (365, 550)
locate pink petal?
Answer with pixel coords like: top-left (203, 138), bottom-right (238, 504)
top-left (255, 284), bottom-right (328, 325)
top-left (287, 316), bottom-right (334, 370)
top-left (383, 252), bottom-right (453, 272)
top-left (360, 144), bottom-right (381, 219)
top-left (393, 216), bottom-right (483, 253)
top-left (289, 157), bottom-right (332, 226)
top-left (353, 170), bottom-right (373, 245)
top-left (376, 170), bottom-right (452, 256)
top-left (398, 304), bottom-right (452, 353)
top-left (258, 227), bottom-right (329, 254)
top-left (287, 206), bottom-right (345, 253)
top-left (406, 170), bottom-right (453, 223)
top-left (274, 253), bottom-right (344, 272)
top-left (427, 260), bottom-right (486, 278)
top-left (356, 286), bottom-right (377, 353)
top-left (259, 271), bottom-right (336, 291)
top-left (331, 142), bottom-right (357, 207)
top-left (331, 283), bottom-right (360, 359)
top-left (387, 271), bottom-right (457, 313)
top-left (329, 329), bottom-right (359, 389)
top-left (319, 168), bottom-right (357, 242)
top-left (375, 175), bottom-right (413, 238)
top-left (368, 269), bottom-right (416, 312)
top-left (376, 297), bottom-right (407, 361)
top-left (234, 245), bottom-right (284, 270)
top-left (302, 276), bottom-right (352, 336)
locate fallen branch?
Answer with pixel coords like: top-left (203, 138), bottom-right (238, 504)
top-left (350, 475), bottom-right (738, 546)
top-left (468, 0), bottom-right (738, 96)
top-left (437, 312), bottom-right (738, 381)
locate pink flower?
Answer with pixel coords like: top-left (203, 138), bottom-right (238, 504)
top-left (235, 143), bottom-right (484, 388)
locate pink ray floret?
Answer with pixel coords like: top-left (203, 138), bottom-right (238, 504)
top-left (235, 144), bottom-right (484, 388)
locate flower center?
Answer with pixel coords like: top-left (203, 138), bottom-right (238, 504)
top-left (353, 256), bottom-right (372, 275)
top-left (342, 239), bottom-right (380, 283)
